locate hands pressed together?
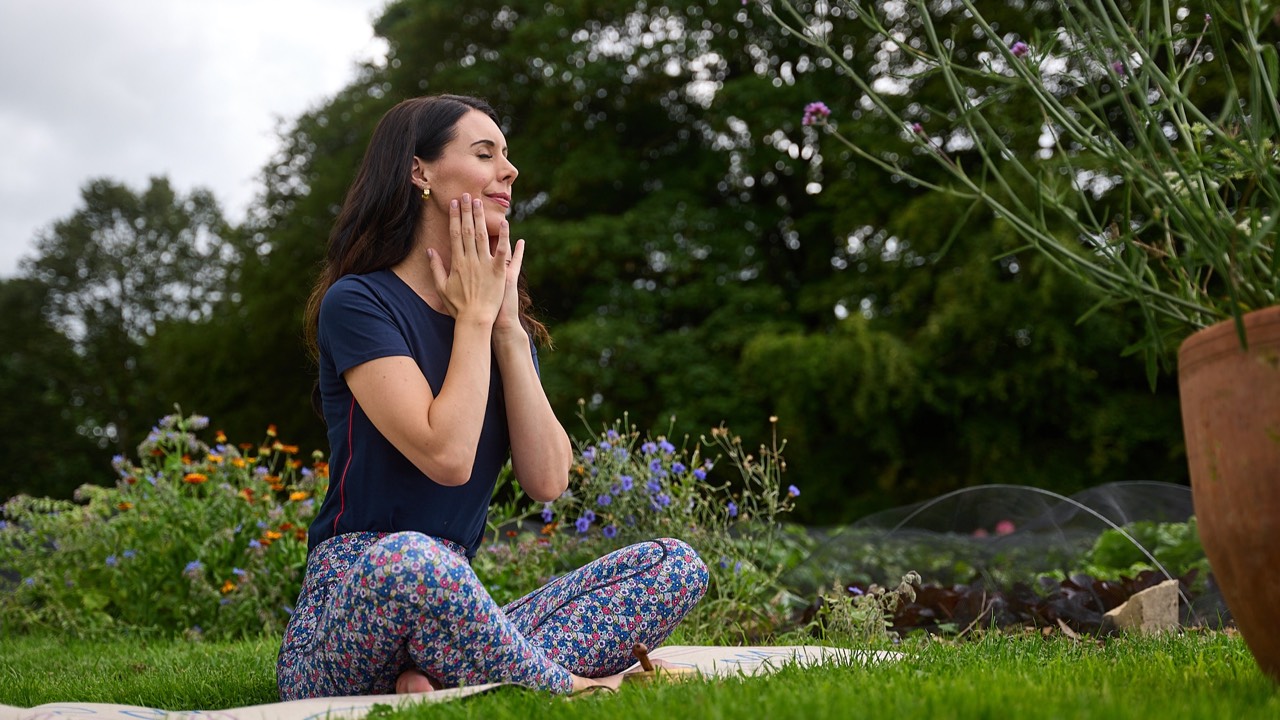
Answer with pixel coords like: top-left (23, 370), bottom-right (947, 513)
top-left (427, 192), bottom-right (525, 341)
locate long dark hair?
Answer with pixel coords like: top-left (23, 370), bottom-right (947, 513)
top-left (304, 94), bottom-right (549, 361)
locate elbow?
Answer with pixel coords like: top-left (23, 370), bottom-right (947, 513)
top-left (526, 478), bottom-right (567, 504)
top-left (415, 451), bottom-right (475, 488)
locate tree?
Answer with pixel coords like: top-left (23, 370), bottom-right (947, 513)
top-left (0, 278), bottom-right (105, 499)
top-left (22, 177), bottom-right (235, 455)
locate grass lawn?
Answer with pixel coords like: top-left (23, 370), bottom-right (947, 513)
top-left (2, 631), bottom-right (1277, 719)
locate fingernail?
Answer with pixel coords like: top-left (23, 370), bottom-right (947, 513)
top-left (451, 199), bottom-right (458, 209)
top-left (474, 199), bottom-right (482, 208)
top-left (462, 193), bottom-right (471, 203)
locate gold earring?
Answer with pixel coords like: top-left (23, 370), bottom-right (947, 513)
top-left (422, 186), bottom-right (431, 200)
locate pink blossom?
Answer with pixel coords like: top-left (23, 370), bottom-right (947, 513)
top-left (1010, 41), bottom-right (1029, 58)
top-left (995, 519), bottom-right (1016, 536)
top-left (802, 101), bottom-right (832, 126)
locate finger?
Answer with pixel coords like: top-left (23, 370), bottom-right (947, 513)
top-left (494, 219), bottom-right (512, 264)
top-left (427, 247), bottom-right (448, 293)
top-left (459, 193), bottom-right (475, 257)
top-left (471, 197), bottom-right (490, 258)
top-left (448, 198), bottom-right (465, 260)
top-left (508, 237), bottom-right (525, 278)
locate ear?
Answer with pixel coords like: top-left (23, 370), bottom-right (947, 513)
top-left (411, 156), bottom-right (430, 190)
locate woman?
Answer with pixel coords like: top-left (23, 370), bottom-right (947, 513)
top-left (277, 94), bottom-right (708, 699)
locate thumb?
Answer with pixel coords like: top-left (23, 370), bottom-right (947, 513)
top-left (427, 248), bottom-right (448, 289)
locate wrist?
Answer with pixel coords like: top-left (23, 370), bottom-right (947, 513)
top-left (492, 324), bottom-right (530, 348)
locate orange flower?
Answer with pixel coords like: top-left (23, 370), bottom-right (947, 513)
top-left (238, 488), bottom-right (254, 503)
top-left (123, 476), bottom-right (137, 485)
top-left (290, 460), bottom-right (303, 469)
top-left (116, 502), bottom-right (133, 511)
top-left (215, 430), bottom-right (228, 444)
top-left (279, 522), bottom-right (294, 531)
top-left (272, 441), bottom-right (284, 452)
top-left (230, 458), bottom-right (246, 468)
top-left (506, 530), bottom-right (517, 538)
top-left (238, 443), bottom-right (255, 451)
top-left (265, 530), bottom-right (283, 541)
top-left (182, 455), bottom-right (193, 465)
top-left (313, 462), bottom-right (330, 477)
top-left (183, 473), bottom-right (208, 484)
top-left (281, 444), bottom-right (300, 455)
top-left (541, 522), bottom-right (558, 536)
top-left (289, 491), bottom-right (310, 502)
top-left (220, 580), bottom-right (237, 594)
top-left (266, 424), bottom-right (278, 438)
top-left (208, 454), bottom-right (223, 464)
top-left (294, 529), bottom-right (308, 542)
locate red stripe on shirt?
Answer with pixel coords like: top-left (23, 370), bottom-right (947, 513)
top-left (332, 396), bottom-right (355, 535)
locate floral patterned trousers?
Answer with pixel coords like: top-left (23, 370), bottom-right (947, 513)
top-left (277, 531), bottom-right (709, 699)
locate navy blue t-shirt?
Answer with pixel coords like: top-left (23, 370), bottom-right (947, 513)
top-left (308, 269), bottom-right (531, 558)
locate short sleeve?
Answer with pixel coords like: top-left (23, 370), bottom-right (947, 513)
top-left (319, 277), bottom-right (412, 377)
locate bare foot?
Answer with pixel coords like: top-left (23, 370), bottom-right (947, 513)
top-left (396, 669), bottom-right (436, 694)
top-left (570, 671), bottom-right (625, 694)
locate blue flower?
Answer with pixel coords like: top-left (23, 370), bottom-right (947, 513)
top-left (597, 494), bottom-right (613, 507)
top-left (248, 539), bottom-right (263, 549)
top-left (257, 520), bottom-right (268, 529)
top-left (606, 429), bottom-right (620, 440)
top-left (614, 447), bottom-right (629, 460)
top-left (641, 441), bottom-right (658, 455)
top-left (183, 560), bottom-right (203, 576)
top-left (649, 459), bottom-right (664, 474)
top-left (603, 524), bottom-right (618, 539)
top-left (233, 567), bottom-right (248, 578)
top-left (575, 516), bottom-right (591, 534)
top-left (656, 493), bottom-right (671, 507)
top-left (24, 577), bottom-right (35, 586)
top-left (619, 475), bottom-right (634, 491)
top-left (658, 439), bottom-right (676, 454)
top-left (672, 462), bottom-right (687, 474)
top-left (693, 469), bottom-right (707, 481)
top-left (646, 478), bottom-right (662, 494)
top-left (598, 441), bottom-right (611, 450)
top-left (788, 485), bottom-right (801, 498)
top-left (583, 509), bottom-right (597, 523)
top-left (727, 501), bottom-right (739, 518)
top-left (106, 555), bottom-right (119, 567)
top-left (847, 586), bottom-right (864, 596)
top-left (220, 598), bottom-right (232, 606)
top-left (718, 557), bottom-right (730, 569)
top-left (582, 446), bottom-right (596, 463)
top-left (0, 520), bottom-right (7, 530)
top-left (255, 466), bottom-right (269, 476)
top-left (541, 505), bottom-right (554, 523)
top-left (734, 561), bottom-right (743, 574)
top-left (124, 549), bottom-right (137, 559)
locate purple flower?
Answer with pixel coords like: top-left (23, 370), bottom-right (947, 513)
top-left (614, 447), bottom-right (629, 460)
top-left (248, 539), bottom-right (263, 549)
top-left (727, 501), bottom-right (739, 518)
top-left (693, 468), bottom-right (707, 481)
top-left (619, 475), bottom-right (634, 491)
top-left (1111, 60), bottom-right (1127, 75)
top-left (719, 557), bottom-right (730, 569)
top-left (911, 122), bottom-right (925, 134)
top-left (658, 439), bottom-right (676, 455)
top-left (583, 509), bottom-right (597, 523)
top-left (106, 555), bottom-right (119, 567)
top-left (582, 446), bottom-right (596, 463)
top-left (183, 560), bottom-right (203, 577)
top-left (649, 459), bottom-right (664, 474)
top-left (734, 561), bottom-right (743, 574)
top-left (646, 478), bottom-right (662, 494)
top-left (123, 549), bottom-right (137, 559)
top-left (24, 577), bottom-right (35, 586)
top-left (788, 485), bottom-right (800, 497)
top-left (233, 567), bottom-right (248, 578)
top-left (802, 101), bottom-right (832, 126)
top-left (603, 524), bottom-right (618, 539)
top-left (541, 505), bottom-right (554, 523)
top-left (848, 585), bottom-right (864, 596)
top-left (1010, 41), bottom-right (1029, 58)
top-left (575, 516), bottom-right (591, 533)
top-left (597, 494), bottom-right (613, 507)
top-left (656, 493), bottom-right (671, 507)
top-left (606, 429), bottom-right (620, 440)
top-left (672, 462), bottom-right (687, 474)
top-left (641, 441), bottom-right (658, 455)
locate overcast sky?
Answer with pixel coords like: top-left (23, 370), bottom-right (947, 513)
top-left (0, 0), bottom-right (389, 279)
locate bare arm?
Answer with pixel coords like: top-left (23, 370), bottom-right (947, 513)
top-left (494, 329), bottom-right (571, 502)
top-left (344, 194), bottom-right (508, 486)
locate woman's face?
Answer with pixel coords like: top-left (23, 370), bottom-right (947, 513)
top-left (421, 109), bottom-right (519, 239)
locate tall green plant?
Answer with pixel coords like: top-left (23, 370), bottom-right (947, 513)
top-left (758, 0), bottom-right (1279, 379)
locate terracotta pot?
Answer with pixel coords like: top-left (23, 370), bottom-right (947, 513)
top-left (1178, 305), bottom-right (1280, 680)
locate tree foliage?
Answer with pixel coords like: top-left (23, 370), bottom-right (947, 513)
top-left (3, 0), bottom-right (1187, 521)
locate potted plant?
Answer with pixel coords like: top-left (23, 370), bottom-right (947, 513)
top-left (754, 0), bottom-right (1278, 675)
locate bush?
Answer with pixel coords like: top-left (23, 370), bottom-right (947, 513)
top-left (0, 412), bottom-right (326, 639)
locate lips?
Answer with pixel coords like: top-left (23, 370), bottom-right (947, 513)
top-left (486, 193), bottom-right (511, 209)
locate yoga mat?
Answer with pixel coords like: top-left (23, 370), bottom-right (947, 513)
top-left (0, 645), bottom-right (900, 720)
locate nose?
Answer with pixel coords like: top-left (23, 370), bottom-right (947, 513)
top-left (501, 155), bottom-right (519, 184)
